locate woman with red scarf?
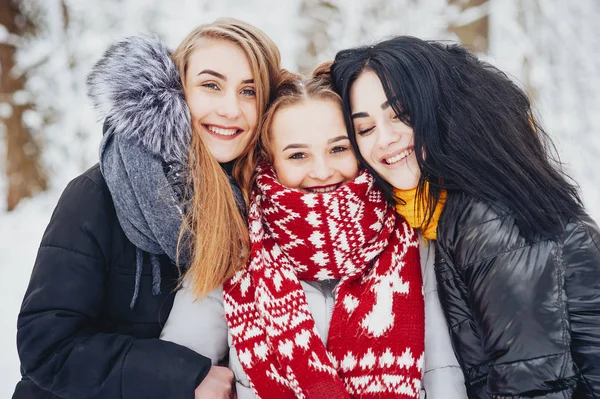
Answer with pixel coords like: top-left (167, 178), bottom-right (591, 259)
top-left (161, 65), bottom-right (436, 398)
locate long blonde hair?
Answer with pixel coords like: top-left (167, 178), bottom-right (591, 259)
top-left (258, 61), bottom-right (341, 164)
top-left (172, 19), bottom-right (281, 297)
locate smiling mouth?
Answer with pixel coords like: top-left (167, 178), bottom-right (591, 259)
top-left (383, 148), bottom-right (414, 165)
top-left (303, 183), bottom-right (343, 194)
top-left (203, 124), bottom-right (243, 139)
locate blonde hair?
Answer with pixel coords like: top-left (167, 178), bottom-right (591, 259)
top-left (172, 18), bottom-right (281, 298)
top-left (259, 61), bottom-right (341, 163)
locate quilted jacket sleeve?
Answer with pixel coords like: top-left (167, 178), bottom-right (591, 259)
top-left (16, 173), bottom-right (211, 399)
top-left (562, 213), bottom-right (600, 395)
top-left (438, 198), bottom-right (579, 398)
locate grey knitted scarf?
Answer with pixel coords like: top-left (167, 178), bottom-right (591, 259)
top-left (88, 35), bottom-right (192, 308)
top-left (88, 35), bottom-right (246, 308)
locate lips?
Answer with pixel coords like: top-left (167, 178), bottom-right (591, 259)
top-left (303, 183), bottom-right (343, 194)
top-left (382, 147), bottom-right (414, 165)
top-left (202, 124), bottom-right (243, 140)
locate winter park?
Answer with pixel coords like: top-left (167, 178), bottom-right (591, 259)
top-left (1, 0), bottom-right (600, 398)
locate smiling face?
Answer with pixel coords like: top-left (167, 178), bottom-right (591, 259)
top-left (349, 71), bottom-right (420, 190)
top-left (270, 99), bottom-right (359, 193)
top-left (184, 38), bottom-right (258, 163)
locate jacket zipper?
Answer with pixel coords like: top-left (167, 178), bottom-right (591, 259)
top-left (325, 280), bottom-right (336, 322)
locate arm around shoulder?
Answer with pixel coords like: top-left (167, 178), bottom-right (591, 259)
top-left (16, 170), bottom-right (210, 399)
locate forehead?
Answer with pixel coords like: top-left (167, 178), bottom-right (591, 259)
top-left (187, 38), bottom-right (252, 78)
top-left (350, 71), bottom-right (387, 109)
top-left (271, 100), bottom-right (345, 144)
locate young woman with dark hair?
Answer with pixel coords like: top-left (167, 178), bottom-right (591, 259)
top-left (331, 36), bottom-right (600, 398)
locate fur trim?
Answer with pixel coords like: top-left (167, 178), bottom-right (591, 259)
top-left (87, 35), bottom-right (191, 164)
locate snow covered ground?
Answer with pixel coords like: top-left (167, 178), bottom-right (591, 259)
top-left (1, 0), bottom-right (599, 396)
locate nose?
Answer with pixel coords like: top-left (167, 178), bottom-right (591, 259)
top-left (216, 91), bottom-right (241, 120)
top-left (376, 123), bottom-right (401, 150)
top-left (309, 156), bottom-right (335, 181)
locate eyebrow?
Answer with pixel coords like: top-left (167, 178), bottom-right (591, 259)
top-left (282, 143), bottom-right (309, 151)
top-left (281, 135), bottom-right (348, 151)
top-left (328, 135), bottom-right (349, 144)
top-left (197, 69), bottom-right (254, 84)
top-left (351, 99), bottom-right (392, 119)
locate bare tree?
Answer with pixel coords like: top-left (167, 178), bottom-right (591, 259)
top-left (448, 0), bottom-right (489, 53)
top-left (0, 0), bottom-right (47, 211)
top-left (296, 0), bottom-right (342, 74)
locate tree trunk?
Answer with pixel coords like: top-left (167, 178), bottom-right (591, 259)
top-left (0, 0), bottom-right (47, 211)
top-left (296, 0), bottom-right (342, 75)
top-left (449, 0), bottom-right (489, 53)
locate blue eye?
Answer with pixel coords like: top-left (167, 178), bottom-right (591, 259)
top-left (202, 82), bottom-right (219, 90)
top-left (241, 88), bottom-right (256, 97)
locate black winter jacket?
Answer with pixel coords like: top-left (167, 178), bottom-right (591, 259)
top-left (13, 165), bottom-right (211, 399)
top-left (435, 193), bottom-right (600, 398)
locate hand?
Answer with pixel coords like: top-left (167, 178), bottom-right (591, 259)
top-left (195, 366), bottom-right (236, 399)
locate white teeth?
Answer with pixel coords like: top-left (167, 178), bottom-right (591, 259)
top-left (307, 184), bottom-right (339, 193)
top-left (207, 125), bottom-right (239, 136)
top-left (385, 148), bottom-right (414, 165)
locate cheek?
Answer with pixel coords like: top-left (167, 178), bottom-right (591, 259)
top-left (186, 92), bottom-right (211, 120)
top-left (279, 165), bottom-right (307, 189)
top-left (356, 138), bottom-right (377, 169)
top-left (409, 152), bottom-right (421, 173)
top-left (242, 102), bottom-right (258, 130)
top-left (340, 155), bottom-right (359, 179)
top-left (273, 159), bottom-right (302, 189)
top-left (278, 168), bottom-right (304, 189)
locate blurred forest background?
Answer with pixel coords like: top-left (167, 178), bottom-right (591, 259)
top-left (1, 0), bottom-right (599, 394)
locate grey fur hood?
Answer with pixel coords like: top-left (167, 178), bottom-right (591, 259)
top-left (84, 35), bottom-right (245, 309)
top-left (87, 35), bottom-right (190, 165)
top-left (86, 36), bottom-right (193, 307)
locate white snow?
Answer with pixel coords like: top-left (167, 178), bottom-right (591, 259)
top-left (1, 0), bottom-right (599, 396)
top-left (0, 103), bottom-right (13, 119)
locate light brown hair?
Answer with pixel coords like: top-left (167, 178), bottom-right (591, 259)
top-left (172, 18), bottom-right (281, 298)
top-left (258, 61), bottom-right (341, 163)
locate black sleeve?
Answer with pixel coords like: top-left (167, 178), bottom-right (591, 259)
top-left (563, 214), bottom-right (600, 395)
top-left (439, 206), bottom-right (577, 398)
top-left (16, 174), bottom-right (211, 399)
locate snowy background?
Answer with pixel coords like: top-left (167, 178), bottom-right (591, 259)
top-left (1, 0), bottom-right (599, 395)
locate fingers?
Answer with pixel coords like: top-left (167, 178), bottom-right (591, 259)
top-left (194, 366), bottom-right (236, 399)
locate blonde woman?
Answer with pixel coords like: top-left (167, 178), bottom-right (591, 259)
top-left (14, 19), bottom-right (280, 399)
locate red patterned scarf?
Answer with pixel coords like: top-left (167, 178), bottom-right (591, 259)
top-left (223, 166), bottom-right (424, 398)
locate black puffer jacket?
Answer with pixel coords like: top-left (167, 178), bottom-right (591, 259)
top-left (13, 165), bottom-right (210, 399)
top-left (434, 192), bottom-right (600, 398)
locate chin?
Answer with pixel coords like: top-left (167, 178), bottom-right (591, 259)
top-left (390, 176), bottom-right (419, 191)
top-left (212, 147), bottom-right (244, 162)
top-left (218, 156), bottom-right (238, 163)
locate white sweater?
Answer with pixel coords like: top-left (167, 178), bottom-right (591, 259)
top-left (160, 239), bottom-right (467, 399)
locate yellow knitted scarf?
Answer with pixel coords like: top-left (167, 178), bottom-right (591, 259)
top-left (394, 184), bottom-right (446, 240)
